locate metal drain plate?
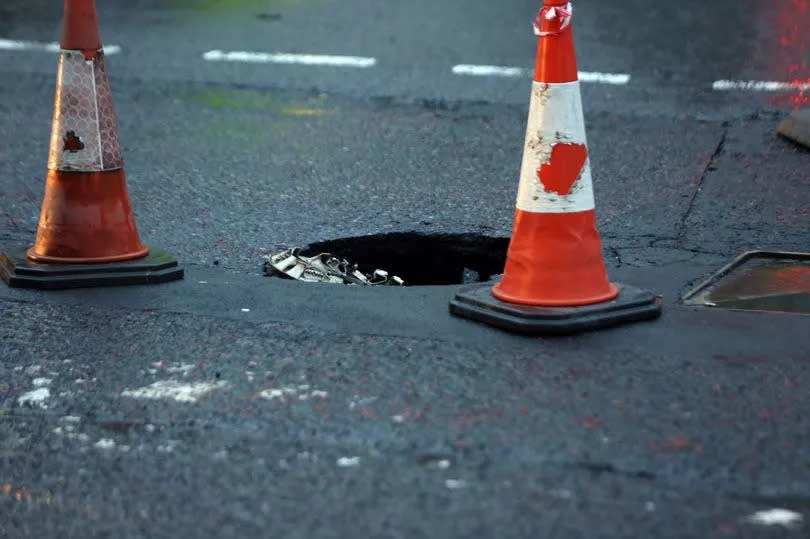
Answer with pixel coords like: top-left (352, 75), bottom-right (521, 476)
top-left (684, 251), bottom-right (810, 315)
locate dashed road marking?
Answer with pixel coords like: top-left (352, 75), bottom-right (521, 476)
top-left (452, 64), bottom-right (526, 77)
top-left (5, 37), bottom-right (807, 95)
top-left (452, 64), bottom-right (631, 85)
top-left (121, 380), bottom-right (226, 403)
top-left (0, 38), bottom-right (121, 55)
top-left (744, 509), bottom-right (803, 528)
top-left (203, 50), bottom-right (377, 68)
top-left (713, 80), bottom-right (810, 91)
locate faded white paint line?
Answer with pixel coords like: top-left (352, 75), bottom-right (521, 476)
top-left (260, 388), bottom-right (286, 400)
top-left (94, 439), bottom-right (116, 450)
top-left (713, 80), bottom-right (810, 91)
top-left (337, 456), bottom-right (361, 467)
top-left (121, 380), bottom-right (225, 403)
top-left (241, 308), bottom-right (251, 312)
top-left (0, 38), bottom-right (121, 55)
top-left (60, 416), bottom-right (81, 423)
top-left (18, 388), bottom-right (50, 408)
top-left (203, 50), bottom-right (376, 68)
top-left (445, 479), bottom-right (468, 490)
top-left (391, 414), bottom-right (406, 424)
top-left (165, 363), bottom-right (196, 375)
top-left (744, 509), bottom-right (803, 528)
top-left (157, 440), bottom-right (179, 453)
top-left (452, 64), bottom-right (631, 85)
top-left (549, 488), bottom-right (573, 499)
top-left (259, 386), bottom-right (328, 401)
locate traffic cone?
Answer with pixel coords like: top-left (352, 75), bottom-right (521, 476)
top-left (450, 0), bottom-right (661, 334)
top-left (0, 0), bottom-right (182, 289)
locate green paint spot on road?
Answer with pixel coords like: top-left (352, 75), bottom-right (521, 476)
top-left (183, 89), bottom-right (335, 117)
top-left (182, 89), bottom-right (278, 109)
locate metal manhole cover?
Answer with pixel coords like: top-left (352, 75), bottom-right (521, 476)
top-left (683, 251), bottom-right (810, 315)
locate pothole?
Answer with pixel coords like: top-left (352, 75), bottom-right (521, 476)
top-left (298, 233), bottom-right (509, 286)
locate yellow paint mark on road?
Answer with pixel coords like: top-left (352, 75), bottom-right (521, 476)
top-left (281, 106), bottom-right (329, 117)
top-left (183, 89), bottom-right (277, 109)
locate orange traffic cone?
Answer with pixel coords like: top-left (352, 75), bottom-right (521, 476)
top-left (0, 0), bottom-right (182, 289)
top-left (450, 0), bottom-right (661, 334)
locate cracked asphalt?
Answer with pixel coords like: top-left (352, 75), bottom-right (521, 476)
top-left (1, 0), bottom-right (809, 537)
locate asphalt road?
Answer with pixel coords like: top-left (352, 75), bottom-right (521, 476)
top-left (1, 1), bottom-right (809, 538)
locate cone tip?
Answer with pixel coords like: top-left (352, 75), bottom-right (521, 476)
top-left (61, 0), bottom-right (103, 51)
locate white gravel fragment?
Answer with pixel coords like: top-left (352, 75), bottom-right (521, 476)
top-left (18, 388), bottom-right (50, 409)
top-left (94, 439), bottom-right (116, 450)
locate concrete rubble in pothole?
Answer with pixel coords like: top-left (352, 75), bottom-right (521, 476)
top-left (264, 248), bottom-right (405, 285)
top-left (777, 108), bottom-right (810, 148)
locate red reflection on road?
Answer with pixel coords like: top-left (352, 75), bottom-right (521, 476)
top-left (770, 0), bottom-right (810, 107)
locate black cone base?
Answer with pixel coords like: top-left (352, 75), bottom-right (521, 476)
top-left (0, 245), bottom-right (183, 290)
top-left (450, 282), bottom-right (662, 336)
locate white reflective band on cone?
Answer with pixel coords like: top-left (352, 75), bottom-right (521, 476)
top-left (48, 50), bottom-right (123, 172)
top-left (516, 81), bottom-right (595, 214)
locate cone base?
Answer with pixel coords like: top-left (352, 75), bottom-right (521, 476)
top-left (26, 246), bottom-right (150, 265)
top-left (450, 282), bottom-right (661, 336)
top-left (492, 282), bottom-right (620, 307)
top-left (0, 245), bottom-right (183, 290)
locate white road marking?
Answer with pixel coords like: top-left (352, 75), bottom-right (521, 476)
top-left (713, 80), bottom-right (810, 91)
top-left (744, 509), bottom-right (803, 528)
top-left (164, 363), bottom-right (196, 375)
top-left (445, 479), bottom-right (468, 489)
top-left (18, 388), bottom-right (50, 409)
top-left (157, 440), bottom-right (179, 453)
top-left (452, 64), bottom-right (526, 77)
top-left (337, 456), bottom-right (361, 467)
top-left (452, 64), bottom-right (631, 85)
top-left (203, 50), bottom-right (377, 68)
top-left (32, 377), bottom-right (52, 387)
top-left (0, 38), bottom-right (121, 55)
top-left (121, 380), bottom-right (225, 403)
top-left (259, 386), bottom-right (328, 401)
top-left (577, 71), bottom-right (632, 85)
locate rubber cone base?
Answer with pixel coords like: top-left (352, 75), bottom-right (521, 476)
top-left (0, 245), bottom-right (183, 290)
top-left (450, 282), bottom-right (662, 335)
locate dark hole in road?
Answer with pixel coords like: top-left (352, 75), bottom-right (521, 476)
top-left (301, 233), bottom-right (510, 286)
